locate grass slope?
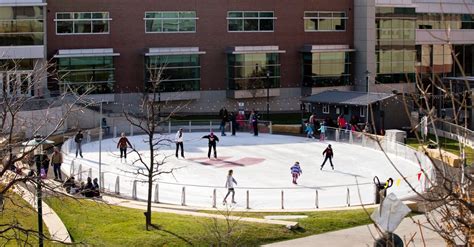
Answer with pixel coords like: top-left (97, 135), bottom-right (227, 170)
top-left (0, 191), bottom-right (50, 246)
top-left (46, 196), bottom-right (374, 246)
top-left (406, 134), bottom-right (474, 165)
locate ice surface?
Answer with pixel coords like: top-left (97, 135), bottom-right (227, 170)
top-left (62, 132), bottom-right (427, 210)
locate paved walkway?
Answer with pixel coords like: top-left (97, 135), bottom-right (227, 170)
top-left (14, 184), bottom-right (72, 243)
top-left (263, 214), bottom-right (444, 247)
top-left (102, 195), bottom-right (298, 229)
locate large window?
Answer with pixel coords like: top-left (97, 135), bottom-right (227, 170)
top-left (304, 11), bottom-right (347, 31)
top-left (227, 11), bottom-right (275, 32)
top-left (417, 13), bottom-right (474, 30)
top-left (57, 56), bottom-right (115, 94)
top-left (55, 12), bottom-right (110, 34)
top-left (0, 6), bottom-right (44, 46)
top-left (0, 59), bottom-right (37, 96)
top-left (227, 53), bottom-right (280, 90)
top-left (146, 55), bottom-right (200, 92)
top-left (376, 7), bottom-right (416, 83)
top-left (145, 12), bottom-right (197, 33)
top-left (302, 52), bottom-right (351, 87)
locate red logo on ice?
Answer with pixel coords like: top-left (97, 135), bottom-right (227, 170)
top-left (188, 156), bottom-right (265, 168)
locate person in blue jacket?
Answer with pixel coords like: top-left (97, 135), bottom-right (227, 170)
top-left (318, 122), bottom-right (327, 141)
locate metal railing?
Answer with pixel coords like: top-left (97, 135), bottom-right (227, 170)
top-left (430, 120), bottom-right (474, 148)
top-left (61, 125), bottom-right (434, 210)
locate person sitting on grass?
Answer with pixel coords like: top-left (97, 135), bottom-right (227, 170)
top-left (81, 177), bottom-right (95, 198)
top-left (63, 176), bottom-right (77, 194)
top-left (92, 178), bottom-right (101, 197)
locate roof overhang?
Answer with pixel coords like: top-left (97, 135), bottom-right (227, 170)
top-left (226, 46), bottom-right (286, 54)
top-left (301, 90), bottom-right (395, 106)
top-left (301, 44), bottom-right (355, 53)
top-left (0, 1), bottom-right (46, 7)
top-left (54, 48), bottom-right (119, 58)
top-left (145, 47), bottom-right (206, 56)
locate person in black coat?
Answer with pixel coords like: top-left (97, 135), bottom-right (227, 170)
top-left (320, 144), bottom-right (334, 170)
top-left (229, 112), bottom-right (237, 136)
top-left (202, 132), bottom-right (220, 159)
top-left (74, 129), bottom-right (84, 158)
top-left (252, 112), bottom-right (259, 136)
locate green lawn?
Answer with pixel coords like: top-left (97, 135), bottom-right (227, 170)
top-left (45, 196), bottom-right (375, 246)
top-left (406, 134), bottom-right (474, 165)
top-left (0, 191), bottom-right (50, 246)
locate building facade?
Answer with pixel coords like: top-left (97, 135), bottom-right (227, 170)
top-left (0, 0), bottom-right (47, 97)
top-left (0, 0), bottom-right (473, 120)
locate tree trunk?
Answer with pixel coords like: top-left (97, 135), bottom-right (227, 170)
top-left (146, 135), bottom-right (154, 230)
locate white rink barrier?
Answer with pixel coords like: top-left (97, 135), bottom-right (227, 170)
top-left (61, 128), bottom-right (434, 210)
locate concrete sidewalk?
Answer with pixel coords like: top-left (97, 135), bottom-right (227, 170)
top-left (101, 195), bottom-right (298, 229)
top-left (14, 185), bottom-right (72, 243)
top-left (263, 215), bottom-right (444, 247)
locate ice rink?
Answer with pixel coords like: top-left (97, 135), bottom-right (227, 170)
top-left (62, 132), bottom-right (431, 210)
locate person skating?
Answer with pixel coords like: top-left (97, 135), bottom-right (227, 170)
top-left (219, 107), bottom-right (228, 136)
top-left (252, 112), bottom-right (259, 136)
top-left (223, 169), bottom-right (237, 204)
top-left (117, 132), bottom-right (132, 161)
top-left (51, 147), bottom-right (63, 181)
top-left (318, 122), bottom-right (327, 141)
top-left (229, 112), bottom-right (237, 136)
top-left (290, 161), bottom-right (302, 184)
top-left (321, 144), bottom-right (334, 170)
top-left (202, 132), bottom-right (219, 159)
top-left (175, 128), bottom-right (185, 158)
top-left (74, 129), bottom-right (84, 158)
top-left (305, 122), bottom-right (314, 139)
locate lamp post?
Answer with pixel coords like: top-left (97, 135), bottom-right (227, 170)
top-left (99, 101), bottom-right (103, 189)
top-left (266, 70), bottom-right (270, 121)
top-left (22, 135), bottom-right (54, 247)
top-left (365, 70), bottom-right (371, 125)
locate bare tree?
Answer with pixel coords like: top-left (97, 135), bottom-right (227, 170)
top-left (0, 58), bottom-right (92, 245)
top-left (363, 21), bottom-right (473, 245)
top-left (121, 64), bottom-right (189, 230)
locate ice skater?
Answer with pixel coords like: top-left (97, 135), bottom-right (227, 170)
top-left (202, 132), bottom-right (219, 159)
top-left (117, 132), bottom-right (132, 162)
top-left (305, 122), bottom-right (314, 139)
top-left (290, 161), bottom-right (302, 184)
top-left (320, 144), bottom-right (334, 170)
top-left (223, 169), bottom-right (237, 204)
top-left (318, 122), bottom-right (327, 141)
top-left (74, 129), bottom-right (84, 158)
top-left (175, 128), bottom-right (185, 158)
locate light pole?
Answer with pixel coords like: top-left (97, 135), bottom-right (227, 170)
top-left (266, 70), bottom-right (270, 121)
top-left (23, 135), bottom-right (54, 247)
top-left (99, 101), bottom-right (103, 189)
top-left (365, 70), bottom-right (371, 125)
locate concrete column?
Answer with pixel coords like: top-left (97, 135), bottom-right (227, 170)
top-left (354, 0), bottom-right (376, 92)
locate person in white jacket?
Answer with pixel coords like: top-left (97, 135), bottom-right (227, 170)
top-left (175, 128), bottom-right (185, 158)
top-left (223, 169), bottom-right (237, 204)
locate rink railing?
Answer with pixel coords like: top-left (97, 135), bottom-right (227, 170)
top-left (61, 127), bottom-right (434, 210)
top-left (88, 119), bottom-right (272, 140)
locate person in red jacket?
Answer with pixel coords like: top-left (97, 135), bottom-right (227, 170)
top-left (320, 144), bottom-right (334, 170)
top-left (117, 132), bottom-right (132, 161)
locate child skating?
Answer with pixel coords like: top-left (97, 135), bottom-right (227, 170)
top-left (305, 123), bottom-right (314, 139)
top-left (223, 169), bottom-right (237, 204)
top-left (290, 161), bottom-right (302, 184)
top-left (318, 122), bottom-right (326, 141)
